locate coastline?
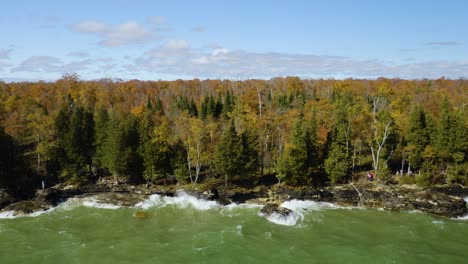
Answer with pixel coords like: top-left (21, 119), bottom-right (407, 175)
top-left (1, 181), bottom-right (467, 219)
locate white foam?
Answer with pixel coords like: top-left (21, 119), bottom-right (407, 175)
top-left (0, 206), bottom-right (57, 219)
top-left (456, 215), bottom-right (468, 220)
top-left (82, 198), bottom-right (121, 209)
top-left (264, 211), bottom-right (301, 226)
top-left (280, 199), bottom-right (340, 212)
top-left (224, 203), bottom-right (263, 210)
top-left (261, 200), bottom-right (343, 226)
top-left (135, 191), bottom-right (218, 210)
top-left (0, 210), bottom-right (17, 219)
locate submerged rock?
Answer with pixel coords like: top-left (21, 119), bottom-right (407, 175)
top-left (134, 211), bottom-right (149, 219)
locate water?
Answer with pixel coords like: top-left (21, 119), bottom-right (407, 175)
top-left (1, 193), bottom-right (467, 264)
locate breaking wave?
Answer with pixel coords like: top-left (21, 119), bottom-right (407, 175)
top-left (135, 191), bottom-right (218, 210)
top-left (262, 200), bottom-right (342, 226)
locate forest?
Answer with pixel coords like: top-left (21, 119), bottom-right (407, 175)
top-left (0, 75), bottom-right (467, 196)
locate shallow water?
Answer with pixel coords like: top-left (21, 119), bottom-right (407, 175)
top-left (1, 193), bottom-right (467, 264)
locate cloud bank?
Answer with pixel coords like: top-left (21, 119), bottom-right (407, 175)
top-left (72, 20), bottom-right (152, 46)
top-left (127, 41), bottom-right (468, 79)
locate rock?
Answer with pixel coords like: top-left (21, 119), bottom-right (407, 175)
top-left (134, 211), bottom-right (149, 219)
top-left (260, 203), bottom-right (293, 217)
top-left (3, 200), bottom-right (50, 215)
top-left (0, 189), bottom-right (16, 210)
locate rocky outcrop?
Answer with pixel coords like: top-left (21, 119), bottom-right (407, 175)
top-left (260, 203), bottom-right (293, 217)
top-left (2, 188), bottom-right (63, 214)
top-left (326, 184), bottom-right (467, 218)
top-left (0, 189), bottom-right (16, 210)
top-left (1, 180), bottom-right (467, 218)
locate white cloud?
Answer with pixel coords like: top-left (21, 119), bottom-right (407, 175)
top-left (0, 48), bottom-right (12, 60)
top-left (11, 56), bottom-right (92, 73)
top-left (147, 16), bottom-right (166, 24)
top-left (144, 40), bottom-right (191, 59)
top-left (130, 41), bottom-right (468, 79)
top-left (68, 50), bottom-right (90, 57)
top-left (425, 41), bottom-right (463, 47)
top-left (72, 20), bottom-right (152, 47)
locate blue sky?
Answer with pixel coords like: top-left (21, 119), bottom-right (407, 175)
top-left (1, 0), bottom-right (467, 81)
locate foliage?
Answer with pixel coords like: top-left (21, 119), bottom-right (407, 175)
top-left (0, 77), bottom-right (466, 190)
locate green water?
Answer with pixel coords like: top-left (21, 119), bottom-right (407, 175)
top-left (1, 194), bottom-right (467, 264)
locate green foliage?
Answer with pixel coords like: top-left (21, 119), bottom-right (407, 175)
top-left (1, 77), bottom-right (467, 190)
top-left (415, 161), bottom-right (438, 187)
top-left (102, 114), bottom-right (143, 183)
top-left (0, 126), bottom-right (27, 190)
top-left (277, 115), bottom-right (318, 185)
top-left (324, 126), bottom-right (351, 184)
top-left (407, 105), bottom-right (428, 169)
top-left (397, 174), bottom-right (416, 185)
top-left (52, 104), bottom-right (95, 183)
top-left (214, 120), bottom-right (258, 184)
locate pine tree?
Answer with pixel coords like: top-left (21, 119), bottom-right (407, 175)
top-left (0, 126), bottom-right (26, 190)
top-left (94, 107), bottom-right (109, 168)
top-left (239, 129), bottom-right (259, 177)
top-left (407, 105), bottom-right (428, 170)
top-left (215, 120), bottom-right (241, 185)
top-left (103, 114), bottom-right (143, 183)
top-left (189, 98), bottom-right (198, 117)
top-left (154, 96), bottom-right (164, 116)
top-left (276, 116), bottom-right (310, 185)
top-left (324, 126), bottom-right (351, 184)
top-left (223, 91), bottom-right (234, 115)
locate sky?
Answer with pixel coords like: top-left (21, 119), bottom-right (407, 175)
top-left (0, 0), bottom-right (467, 81)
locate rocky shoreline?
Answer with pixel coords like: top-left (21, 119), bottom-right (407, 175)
top-left (1, 181), bottom-right (467, 218)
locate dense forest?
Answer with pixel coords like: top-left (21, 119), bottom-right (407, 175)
top-left (0, 75), bottom-right (467, 196)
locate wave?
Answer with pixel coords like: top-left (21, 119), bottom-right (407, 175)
top-left (135, 191), bottom-right (218, 210)
top-left (0, 206), bottom-right (57, 219)
top-left (264, 211), bottom-right (301, 226)
top-left (81, 198), bottom-right (121, 209)
top-left (261, 200), bottom-right (342, 226)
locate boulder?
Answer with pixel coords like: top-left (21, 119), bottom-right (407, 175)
top-left (260, 203), bottom-right (293, 217)
top-left (0, 189), bottom-right (16, 210)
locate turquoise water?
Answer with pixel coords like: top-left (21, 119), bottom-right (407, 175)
top-left (1, 193), bottom-right (467, 264)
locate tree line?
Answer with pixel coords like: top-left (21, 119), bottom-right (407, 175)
top-left (0, 75), bottom-right (466, 194)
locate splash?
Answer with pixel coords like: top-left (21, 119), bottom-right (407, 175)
top-left (264, 211), bottom-right (301, 226)
top-left (135, 191), bottom-right (218, 210)
top-left (262, 200), bottom-right (342, 226)
top-left (0, 206), bottom-right (57, 219)
top-left (81, 198), bottom-right (121, 209)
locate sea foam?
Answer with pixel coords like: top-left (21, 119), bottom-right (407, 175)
top-left (263, 200), bottom-right (343, 226)
top-left (135, 191), bottom-right (218, 210)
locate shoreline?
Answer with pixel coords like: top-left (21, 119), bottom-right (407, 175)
top-left (1, 181), bottom-right (467, 219)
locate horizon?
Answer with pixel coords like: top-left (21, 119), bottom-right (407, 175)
top-left (1, 0), bottom-right (467, 82)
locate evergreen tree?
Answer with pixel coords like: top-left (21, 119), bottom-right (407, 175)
top-left (94, 107), bottom-right (109, 168)
top-left (223, 91), bottom-right (234, 115)
top-left (407, 105), bottom-right (428, 170)
top-left (200, 96), bottom-right (208, 120)
top-left (215, 92), bottom-right (223, 117)
top-left (0, 126), bottom-right (27, 190)
top-left (324, 126), bottom-right (351, 184)
top-left (189, 98), bottom-right (198, 117)
top-left (154, 96), bottom-right (164, 116)
top-left (146, 95), bottom-right (153, 110)
top-left (215, 120), bottom-right (242, 185)
top-left (103, 114), bottom-right (143, 183)
top-left (239, 129), bottom-right (259, 177)
top-left (276, 117), bottom-right (310, 185)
